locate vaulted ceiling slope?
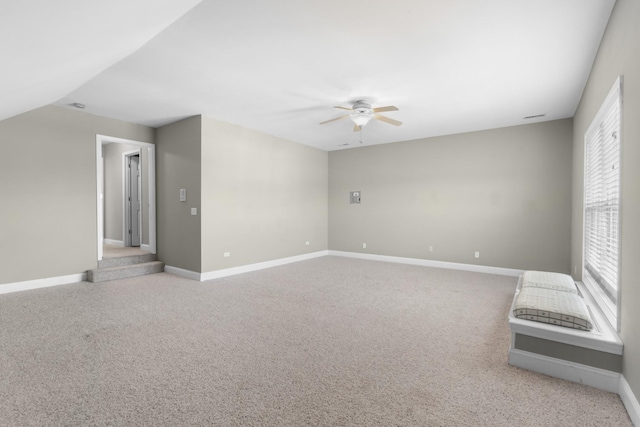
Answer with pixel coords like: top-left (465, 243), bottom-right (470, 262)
top-left (5, 1), bottom-right (615, 151)
top-left (0, 0), bottom-right (201, 123)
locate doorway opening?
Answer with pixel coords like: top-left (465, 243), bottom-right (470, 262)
top-left (96, 135), bottom-right (156, 261)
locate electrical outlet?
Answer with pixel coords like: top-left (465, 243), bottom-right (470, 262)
top-left (305, 241), bottom-right (310, 246)
top-left (363, 243), bottom-right (367, 249)
top-left (223, 252), bottom-right (230, 257)
top-left (474, 251), bottom-right (480, 259)
top-left (429, 246), bottom-right (433, 252)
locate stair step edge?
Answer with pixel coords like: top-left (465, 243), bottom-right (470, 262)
top-left (98, 254), bottom-right (158, 268)
top-left (96, 261), bottom-right (164, 272)
top-left (87, 262), bottom-right (165, 283)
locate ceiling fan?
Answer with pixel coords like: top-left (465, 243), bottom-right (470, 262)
top-left (320, 100), bottom-right (402, 132)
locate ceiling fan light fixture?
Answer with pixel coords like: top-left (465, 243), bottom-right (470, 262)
top-left (320, 100), bottom-right (401, 131)
top-left (350, 113), bottom-right (373, 127)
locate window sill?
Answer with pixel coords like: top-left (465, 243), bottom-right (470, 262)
top-left (581, 271), bottom-right (618, 330)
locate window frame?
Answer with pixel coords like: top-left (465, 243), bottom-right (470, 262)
top-left (582, 76), bottom-right (622, 332)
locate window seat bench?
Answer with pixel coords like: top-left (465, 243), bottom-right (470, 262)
top-left (508, 273), bottom-right (623, 393)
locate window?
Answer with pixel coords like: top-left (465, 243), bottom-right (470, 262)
top-left (583, 76), bottom-right (622, 328)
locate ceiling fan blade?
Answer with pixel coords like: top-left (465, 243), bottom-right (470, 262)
top-left (372, 105), bottom-right (399, 113)
top-left (374, 114), bottom-right (402, 126)
top-left (334, 106), bottom-right (353, 111)
top-left (353, 124), bottom-right (361, 132)
top-left (319, 114), bottom-right (350, 125)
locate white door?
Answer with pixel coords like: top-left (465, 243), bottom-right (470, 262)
top-left (129, 155), bottom-right (141, 247)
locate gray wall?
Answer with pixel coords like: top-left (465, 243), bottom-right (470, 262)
top-left (156, 116), bottom-right (202, 273)
top-left (0, 105), bottom-right (154, 285)
top-left (329, 119), bottom-right (573, 273)
top-left (103, 143), bottom-right (149, 245)
top-left (200, 116), bottom-right (328, 272)
top-left (570, 0), bottom-right (640, 402)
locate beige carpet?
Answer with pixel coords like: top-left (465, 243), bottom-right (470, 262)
top-left (0, 256), bottom-right (632, 426)
top-left (102, 244), bottom-right (149, 259)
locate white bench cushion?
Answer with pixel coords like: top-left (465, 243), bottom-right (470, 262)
top-left (522, 270), bottom-right (578, 294)
top-left (514, 286), bottom-right (593, 331)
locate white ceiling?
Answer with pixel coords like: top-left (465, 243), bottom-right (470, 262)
top-left (4, 0), bottom-right (615, 151)
top-left (0, 0), bottom-right (201, 125)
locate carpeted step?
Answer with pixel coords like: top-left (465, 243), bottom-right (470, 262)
top-left (87, 261), bottom-right (164, 283)
top-left (98, 253), bottom-right (157, 269)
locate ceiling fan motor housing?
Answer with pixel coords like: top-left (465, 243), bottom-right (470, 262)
top-left (352, 100), bottom-right (373, 114)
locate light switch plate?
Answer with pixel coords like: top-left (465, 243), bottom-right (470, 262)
top-left (191, 207), bottom-right (197, 215)
top-left (179, 189), bottom-right (186, 202)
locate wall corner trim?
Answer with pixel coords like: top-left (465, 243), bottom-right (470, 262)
top-left (164, 265), bottom-right (202, 281)
top-left (0, 273), bottom-right (87, 295)
top-left (328, 251), bottom-right (524, 277)
top-left (620, 375), bottom-right (640, 426)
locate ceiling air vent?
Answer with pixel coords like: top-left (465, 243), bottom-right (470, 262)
top-left (524, 113), bottom-right (546, 120)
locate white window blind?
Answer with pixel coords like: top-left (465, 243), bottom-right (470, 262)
top-left (584, 77), bottom-right (621, 307)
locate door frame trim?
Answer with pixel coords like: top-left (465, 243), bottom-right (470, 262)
top-left (96, 135), bottom-right (156, 261)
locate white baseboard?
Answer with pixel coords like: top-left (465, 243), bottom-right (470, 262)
top-left (0, 273), bottom-right (87, 295)
top-left (508, 347), bottom-right (620, 393)
top-left (104, 239), bottom-right (124, 247)
top-left (166, 251), bottom-right (330, 282)
top-left (328, 250), bottom-right (524, 277)
top-left (141, 244), bottom-right (150, 252)
top-left (201, 251), bottom-right (329, 281)
top-left (620, 375), bottom-right (640, 426)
